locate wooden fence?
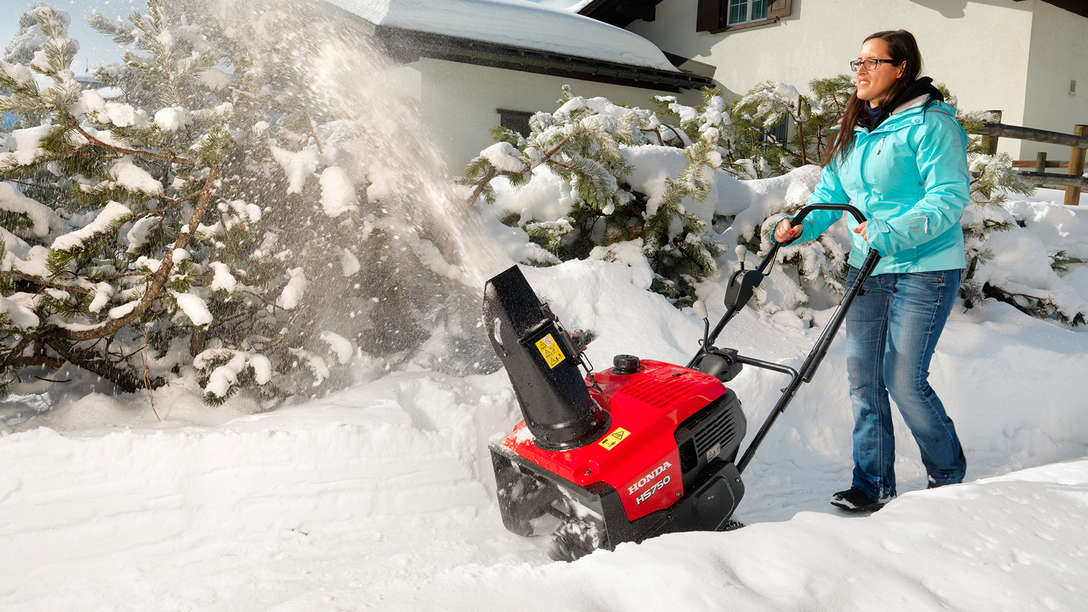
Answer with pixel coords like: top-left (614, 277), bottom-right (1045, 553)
top-left (970, 111), bottom-right (1088, 205)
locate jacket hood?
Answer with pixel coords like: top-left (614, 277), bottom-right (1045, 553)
top-left (862, 77), bottom-right (946, 130)
top-left (886, 76), bottom-right (944, 112)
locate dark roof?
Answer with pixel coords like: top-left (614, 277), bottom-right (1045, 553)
top-left (1036, 0), bottom-right (1088, 19)
top-left (577, 0), bottom-right (664, 28)
top-left (374, 25), bottom-right (713, 93)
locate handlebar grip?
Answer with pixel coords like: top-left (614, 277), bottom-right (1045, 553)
top-left (791, 203), bottom-right (867, 225)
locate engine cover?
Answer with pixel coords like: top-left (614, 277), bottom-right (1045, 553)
top-left (491, 359), bottom-right (747, 553)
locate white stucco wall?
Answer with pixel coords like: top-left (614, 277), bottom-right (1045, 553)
top-left (414, 57), bottom-right (702, 173)
top-left (627, 0), bottom-right (1043, 158)
top-left (1021, 0), bottom-right (1088, 161)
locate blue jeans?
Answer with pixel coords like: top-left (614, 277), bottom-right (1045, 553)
top-left (844, 266), bottom-right (966, 500)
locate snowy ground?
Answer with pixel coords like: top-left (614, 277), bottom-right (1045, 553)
top-left (2, 204), bottom-right (1087, 609)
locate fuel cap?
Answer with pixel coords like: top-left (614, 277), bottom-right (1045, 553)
top-left (612, 354), bottom-right (640, 374)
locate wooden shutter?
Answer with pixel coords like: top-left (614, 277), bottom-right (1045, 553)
top-left (696, 0), bottom-right (723, 32)
top-left (768, 0), bottom-right (792, 19)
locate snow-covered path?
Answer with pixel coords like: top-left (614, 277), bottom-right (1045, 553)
top-left (2, 385), bottom-right (1085, 610)
top-left (0, 373), bottom-right (530, 609)
top-left (2, 256), bottom-right (1086, 610)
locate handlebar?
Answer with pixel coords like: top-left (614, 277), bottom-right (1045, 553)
top-left (789, 203), bottom-right (867, 226)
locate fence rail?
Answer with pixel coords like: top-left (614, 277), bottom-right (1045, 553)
top-left (1011, 160), bottom-right (1068, 169)
top-left (1013, 172), bottom-right (1088, 189)
top-left (968, 113), bottom-right (1087, 204)
top-left (974, 123), bottom-right (1088, 149)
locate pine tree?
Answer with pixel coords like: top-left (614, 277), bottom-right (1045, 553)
top-left (957, 111), bottom-right (1027, 308)
top-left (0, 2), bottom-right (483, 400)
top-left (956, 112), bottom-right (1085, 324)
top-left (464, 86), bottom-right (722, 303)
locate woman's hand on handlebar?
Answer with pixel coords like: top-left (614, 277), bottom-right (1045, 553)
top-left (774, 218), bottom-right (802, 243)
top-left (853, 221), bottom-right (869, 244)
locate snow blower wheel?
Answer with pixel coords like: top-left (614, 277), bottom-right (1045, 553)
top-left (485, 204), bottom-right (881, 561)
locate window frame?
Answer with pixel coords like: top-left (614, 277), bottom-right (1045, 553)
top-left (767, 118), bottom-right (789, 145)
top-left (697, 0), bottom-right (791, 34)
top-left (726, 0), bottom-right (768, 27)
top-left (497, 108), bottom-right (532, 137)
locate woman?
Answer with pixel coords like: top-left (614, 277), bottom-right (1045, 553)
top-left (774, 30), bottom-right (968, 512)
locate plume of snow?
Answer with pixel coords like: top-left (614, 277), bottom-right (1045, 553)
top-left (275, 268), bottom-right (307, 310)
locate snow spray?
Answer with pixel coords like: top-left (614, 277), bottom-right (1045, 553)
top-left (197, 0), bottom-right (509, 374)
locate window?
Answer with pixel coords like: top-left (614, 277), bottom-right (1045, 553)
top-left (497, 108), bottom-right (532, 137)
top-left (768, 118), bottom-right (788, 144)
top-left (698, 0), bottom-right (790, 33)
top-left (727, 0), bottom-right (767, 26)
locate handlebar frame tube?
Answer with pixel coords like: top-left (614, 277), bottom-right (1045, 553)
top-left (735, 247), bottom-right (881, 474)
top-left (687, 202), bottom-right (880, 474)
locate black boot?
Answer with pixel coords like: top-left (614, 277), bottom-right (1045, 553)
top-left (830, 487), bottom-right (887, 513)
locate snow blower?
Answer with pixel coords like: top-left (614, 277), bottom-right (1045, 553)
top-left (485, 204), bottom-right (880, 561)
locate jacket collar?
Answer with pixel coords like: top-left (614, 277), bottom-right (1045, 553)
top-left (890, 93), bottom-right (930, 115)
top-left (854, 95), bottom-right (957, 135)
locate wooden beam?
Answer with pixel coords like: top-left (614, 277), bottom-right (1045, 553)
top-left (578, 0), bottom-right (663, 27)
top-left (1012, 159), bottom-right (1068, 169)
top-left (1065, 125), bottom-right (1087, 205)
top-left (376, 27), bottom-right (714, 93)
top-left (972, 123), bottom-right (1088, 149)
top-left (1016, 171), bottom-right (1088, 190)
top-left (980, 110), bottom-right (1002, 155)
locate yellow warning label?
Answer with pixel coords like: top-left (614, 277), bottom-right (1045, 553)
top-left (598, 427), bottom-right (631, 451)
top-left (534, 333), bottom-right (566, 369)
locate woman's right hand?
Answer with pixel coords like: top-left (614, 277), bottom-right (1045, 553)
top-left (774, 218), bottom-right (802, 243)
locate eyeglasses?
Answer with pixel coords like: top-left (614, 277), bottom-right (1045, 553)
top-left (849, 58), bottom-right (900, 72)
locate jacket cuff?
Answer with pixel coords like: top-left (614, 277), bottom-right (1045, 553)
top-left (771, 215), bottom-right (797, 245)
top-left (866, 217), bottom-right (892, 254)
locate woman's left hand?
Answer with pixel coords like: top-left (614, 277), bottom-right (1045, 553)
top-left (853, 221), bottom-right (868, 244)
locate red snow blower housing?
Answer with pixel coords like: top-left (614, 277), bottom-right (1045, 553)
top-left (485, 204), bottom-right (880, 560)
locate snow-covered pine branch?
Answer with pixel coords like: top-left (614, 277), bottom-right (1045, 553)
top-left (1, 1), bottom-right (485, 400)
top-left (464, 85), bottom-right (729, 304)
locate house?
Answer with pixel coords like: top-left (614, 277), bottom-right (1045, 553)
top-left (581, 0), bottom-right (1088, 161)
top-left (322, 0), bottom-right (714, 172)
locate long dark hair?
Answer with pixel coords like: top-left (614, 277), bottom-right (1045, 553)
top-left (825, 29), bottom-right (923, 164)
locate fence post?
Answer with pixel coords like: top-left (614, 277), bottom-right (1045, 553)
top-left (1065, 124), bottom-right (1087, 206)
top-left (982, 110), bottom-right (1002, 155)
top-left (1034, 151), bottom-right (1047, 186)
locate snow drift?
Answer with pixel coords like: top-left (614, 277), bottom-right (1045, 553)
top-left (1, 239), bottom-right (1086, 609)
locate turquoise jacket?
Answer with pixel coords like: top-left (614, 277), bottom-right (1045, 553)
top-left (791, 95), bottom-right (970, 274)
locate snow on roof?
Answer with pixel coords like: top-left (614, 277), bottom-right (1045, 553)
top-left (323, 0), bottom-right (678, 72)
top-left (534, 0), bottom-right (594, 11)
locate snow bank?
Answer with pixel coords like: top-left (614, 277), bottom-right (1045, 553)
top-left (397, 460), bottom-right (1088, 611)
top-left (2, 139), bottom-right (1087, 609)
top-left (0, 352), bottom-right (1084, 609)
